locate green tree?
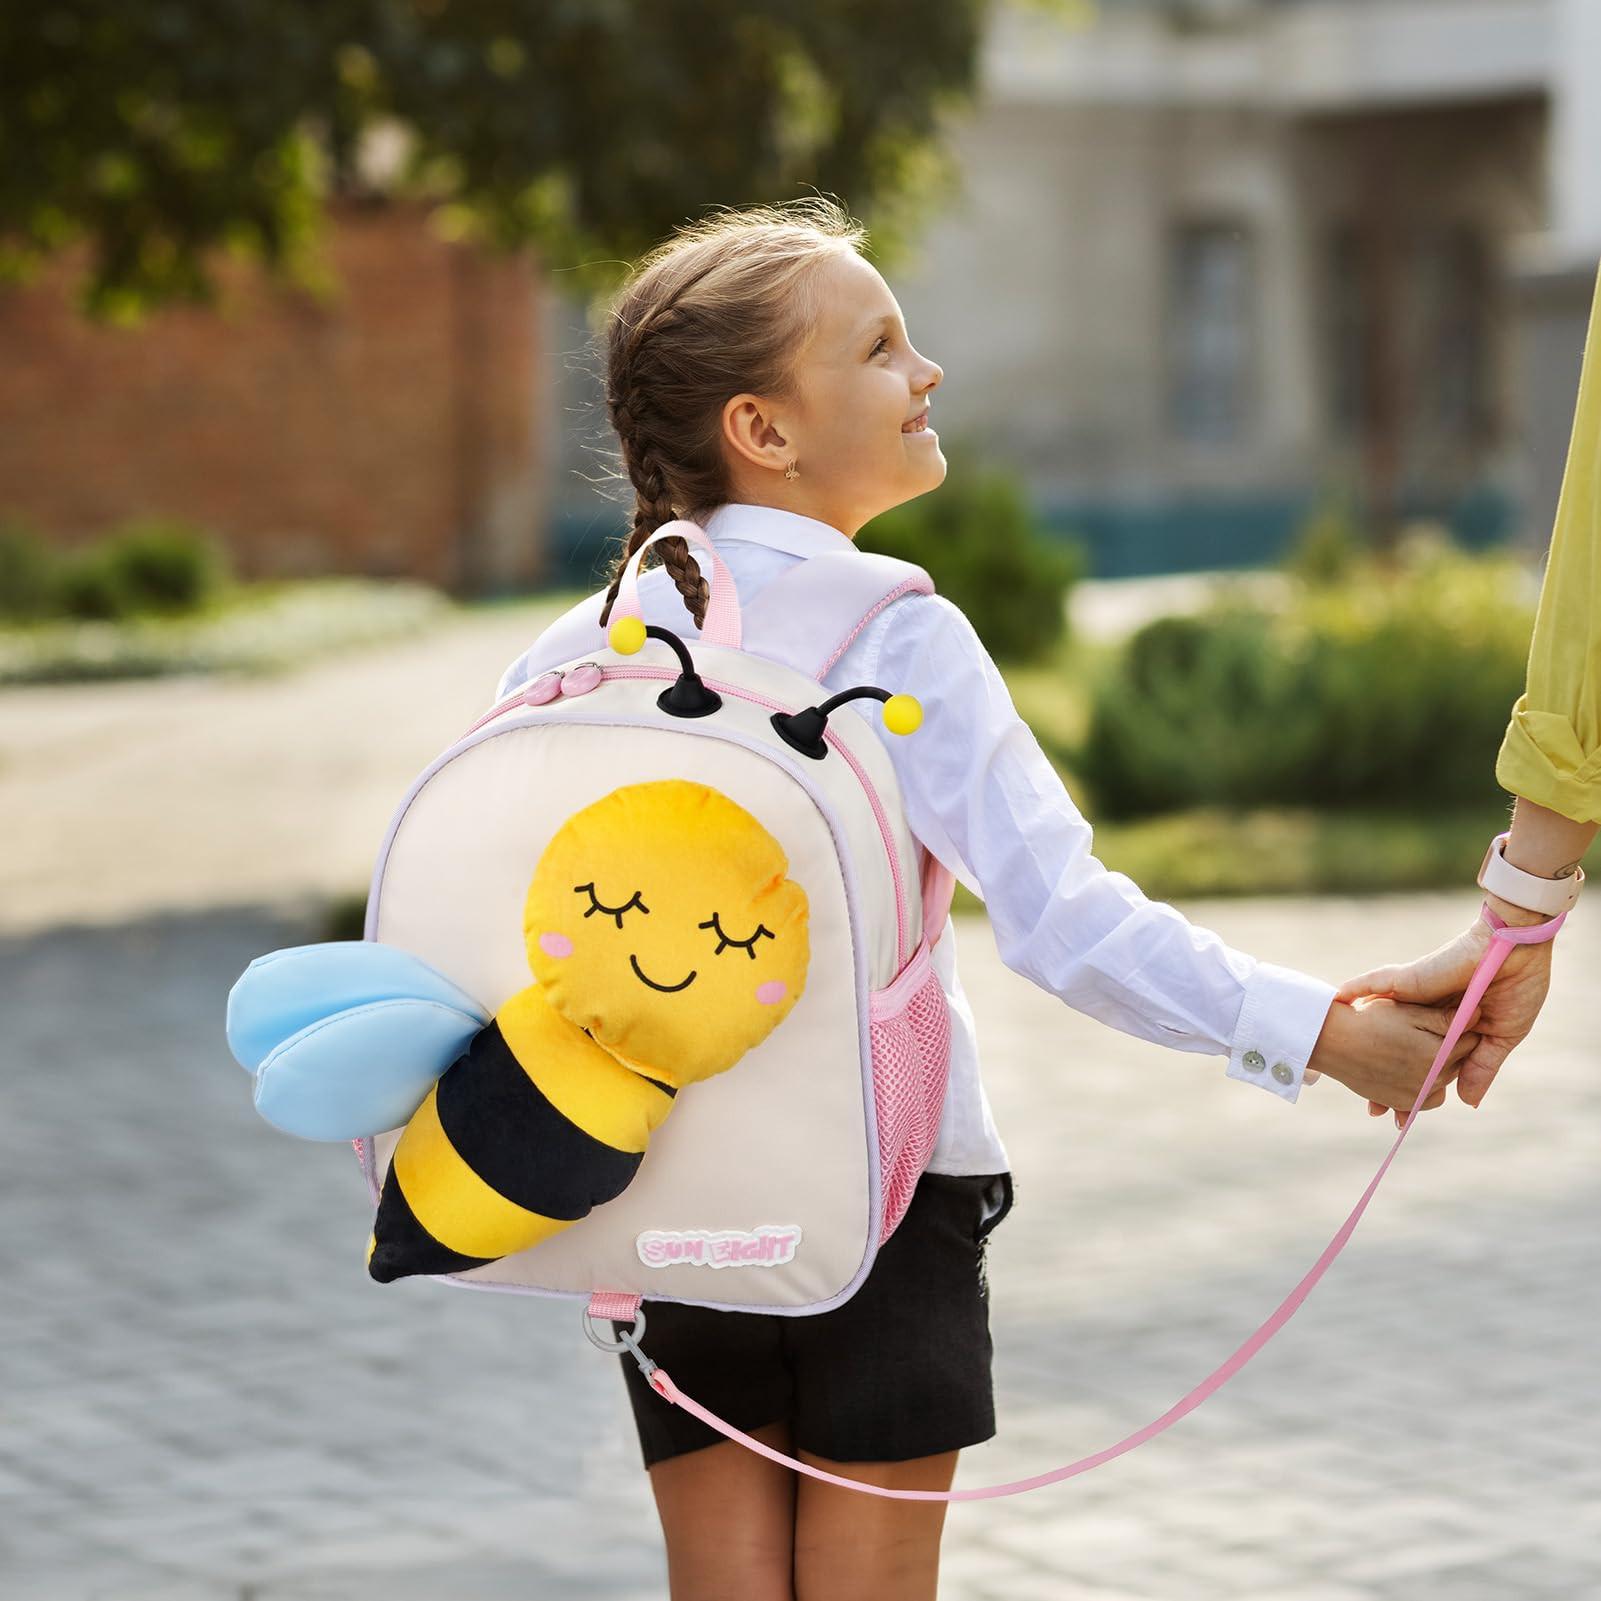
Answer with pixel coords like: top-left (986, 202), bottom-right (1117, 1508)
top-left (0, 0), bottom-right (1018, 318)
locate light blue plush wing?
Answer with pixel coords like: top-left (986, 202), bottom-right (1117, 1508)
top-left (225, 943), bottom-right (492, 1142)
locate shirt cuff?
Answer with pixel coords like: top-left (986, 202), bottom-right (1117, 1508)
top-left (1226, 961), bottom-right (1338, 1104)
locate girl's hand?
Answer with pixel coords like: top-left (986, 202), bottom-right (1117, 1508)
top-left (1335, 907), bottom-right (1554, 1116)
top-left (1307, 995), bottom-right (1482, 1122)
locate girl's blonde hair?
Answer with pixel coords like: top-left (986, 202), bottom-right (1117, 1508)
top-left (596, 196), bottom-right (867, 629)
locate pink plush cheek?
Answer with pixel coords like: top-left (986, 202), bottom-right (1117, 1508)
top-left (755, 980), bottom-right (787, 1006)
top-left (538, 932), bottom-right (574, 959)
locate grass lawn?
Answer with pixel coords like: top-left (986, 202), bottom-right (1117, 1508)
top-left (0, 577), bottom-right (452, 684)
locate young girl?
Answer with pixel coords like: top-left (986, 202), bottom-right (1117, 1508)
top-left (494, 198), bottom-right (1479, 1601)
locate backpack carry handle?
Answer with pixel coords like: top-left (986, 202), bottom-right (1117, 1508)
top-left (613, 520), bottom-right (742, 649)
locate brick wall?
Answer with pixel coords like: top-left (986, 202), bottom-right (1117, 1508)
top-left (0, 202), bottom-right (549, 591)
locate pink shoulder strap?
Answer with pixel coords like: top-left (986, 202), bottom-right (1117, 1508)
top-left (739, 551), bottom-right (933, 682)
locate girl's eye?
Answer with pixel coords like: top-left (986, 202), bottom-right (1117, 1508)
top-left (575, 882), bottom-right (649, 927)
top-left (698, 913), bottom-right (775, 959)
top-left (870, 336), bottom-right (889, 358)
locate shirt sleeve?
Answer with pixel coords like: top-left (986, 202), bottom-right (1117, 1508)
top-left (1494, 259), bottom-right (1601, 826)
top-left (493, 650), bottom-right (534, 706)
top-left (858, 591), bottom-right (1336, 1104)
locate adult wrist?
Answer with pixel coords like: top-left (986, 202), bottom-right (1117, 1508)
top-left (1481, 893), bottom-right (1557, 930)
top-left (1476, 831), bottom-right (1584, 917)
top-left (1503, 797), bottom-right (1597, 880)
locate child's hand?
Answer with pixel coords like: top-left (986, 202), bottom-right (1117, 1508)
top-left (1307, 995), bottom-right (1482, 1122)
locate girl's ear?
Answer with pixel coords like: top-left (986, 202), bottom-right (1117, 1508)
top-left (722, 393), bottom-right (790, 472)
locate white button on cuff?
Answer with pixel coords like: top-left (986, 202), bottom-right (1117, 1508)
top-left (1242, 1050), bottom-right (1266, 1072)
top-left (1271, 1061), bottom-right (1295, 1085)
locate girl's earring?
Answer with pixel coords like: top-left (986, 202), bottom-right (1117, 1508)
top-left (784, 459), bottom-right (799, 481)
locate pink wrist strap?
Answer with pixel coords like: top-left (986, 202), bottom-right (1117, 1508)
top-left (625, 900), bottom-right (1566, 1500)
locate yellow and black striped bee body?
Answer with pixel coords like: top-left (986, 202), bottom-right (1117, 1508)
top-left (366, 982), bottom-right (677, 1283)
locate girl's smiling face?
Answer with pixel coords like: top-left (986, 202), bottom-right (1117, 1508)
top-left (720, 248), bottom-right (944, 536)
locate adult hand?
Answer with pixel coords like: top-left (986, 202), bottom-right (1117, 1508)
top-left (1336, 904), bottom-right (1554, 1116)
top-left (1306, 994), bottom-right (1482, 1125)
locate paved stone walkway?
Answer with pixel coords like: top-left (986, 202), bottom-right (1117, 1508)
top-left (2, 603), bottom-right (1596, 1599)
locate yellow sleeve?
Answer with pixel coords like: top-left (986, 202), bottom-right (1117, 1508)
top-left (1494, 260), bottom-right (1601, 825)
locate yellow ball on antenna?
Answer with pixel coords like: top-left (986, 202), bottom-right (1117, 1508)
top-left (882, 694), bottom-right (922, 735)
top-left (608, 615), bottom-right (646, 655)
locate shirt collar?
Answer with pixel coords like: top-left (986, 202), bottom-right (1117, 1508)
top-left (703, 501), bottom-right (859, 559)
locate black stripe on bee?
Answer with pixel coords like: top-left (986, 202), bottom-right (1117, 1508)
top-left (434, 1021), bottom-right (643, 1218)
top-left (369, 1176), bottom-right (494, 1283)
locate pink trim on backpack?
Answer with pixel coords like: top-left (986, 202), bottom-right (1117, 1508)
top-left (819, 576), bottom-right (934, 678)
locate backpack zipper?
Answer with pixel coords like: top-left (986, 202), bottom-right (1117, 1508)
top-left (462, 663), bottom-right (910, 970)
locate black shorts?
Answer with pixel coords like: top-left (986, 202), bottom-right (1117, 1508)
top-left (612, 1169), bottom-right (1014, 1469)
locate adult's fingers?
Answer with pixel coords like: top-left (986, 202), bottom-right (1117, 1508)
top-left (1337, 960), bottom-right (1459, 1004)
top-left (1456, 1036), bottom-right (1514, 1109)
top-left (1336, 966), bottom-right (1404, 1003)
top-left (1406, 1000), bottom-right (1482, 1040)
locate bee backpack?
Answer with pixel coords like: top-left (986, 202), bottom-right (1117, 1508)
top-left (226, 518), bottom-right (1557, 1502)
top-left (227, 519), bottom-right (957, 1325)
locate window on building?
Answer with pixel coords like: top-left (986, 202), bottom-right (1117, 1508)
top-left (1414, 225), bottom-right (1491, 441)
top-left (1325, 223), bottom-right (1367, 440)
top-left (1167, 221), bottom-right (1256, 445)
top-left (1324, 221), bottom-right (1493, 451)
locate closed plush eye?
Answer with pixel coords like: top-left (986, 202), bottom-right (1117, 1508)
top-left (698, 913), bottom-right (774, 958)
top-left (575, 882), bottom-right (649, 927)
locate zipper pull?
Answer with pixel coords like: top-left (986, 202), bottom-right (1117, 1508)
top-left (522, 671), bottom-right (563, 706)
top-left (560, 662), bottom-right (604, 697)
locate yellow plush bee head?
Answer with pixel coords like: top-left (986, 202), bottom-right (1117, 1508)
top-left (524, 780), bottom-right (809, 1086)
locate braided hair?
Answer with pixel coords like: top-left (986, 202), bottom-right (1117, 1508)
top-left (594, 199), bottom-right (867, 629)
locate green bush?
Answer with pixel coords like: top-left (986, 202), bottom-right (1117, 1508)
top-left (0, 577), bottom-right (452, 684)
top-left (92, 519), bottom-right (229, 615)
top-left (1282, 491), bottom-right (1368, 587)
top-left (0, 522), bottom-right (59, 620)
top-left (1074, 544), bottom-right (1533, 819)
top-left (54, 542), bottom-right (135, 620)
top-left (12, 517), bottom-right (231, 621)
top-left (856, 443), bottom-right (1086, 664)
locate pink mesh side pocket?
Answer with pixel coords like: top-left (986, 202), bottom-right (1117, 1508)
top-left (868, 937), bottom-right (953, 1244)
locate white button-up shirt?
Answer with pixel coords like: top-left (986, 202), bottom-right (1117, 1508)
top-left (495, 500), bottom-right (1337, 1177)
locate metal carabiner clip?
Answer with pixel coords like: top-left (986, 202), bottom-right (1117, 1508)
top-left (581, 1304), bottom-right (657, 1382)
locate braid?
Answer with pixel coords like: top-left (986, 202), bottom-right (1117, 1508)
top-left (592, 200), bottom-right (864, 630)
top-left (657, 528), bottom-right (710, 630)
top-left (599, 391), bottom-right (708, 630)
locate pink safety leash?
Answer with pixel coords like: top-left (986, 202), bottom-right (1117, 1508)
top-left (621, 901), bottom-right (1567, 1501)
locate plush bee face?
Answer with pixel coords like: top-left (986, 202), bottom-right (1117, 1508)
top-left (524, 780), bottom-right (809, 1086)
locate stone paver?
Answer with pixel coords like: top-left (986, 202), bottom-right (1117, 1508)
top-left (2, 608), bottom-right (1596, 1599)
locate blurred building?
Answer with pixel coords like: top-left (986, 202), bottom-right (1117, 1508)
top-left (900, 0), bottom-right (1601, 574)
top-left (0, 203), bottom-right (548, 591)
top-left (542, 0), bottom-right (1600, 582)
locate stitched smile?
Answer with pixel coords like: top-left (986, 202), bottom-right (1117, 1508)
top-left (630, 954), bottom-right (696, 992)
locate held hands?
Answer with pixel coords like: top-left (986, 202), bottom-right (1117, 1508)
top-left (1305, 993), bottom-right (1484, 1127)
top-left (1334, 904), bottom-right (1554, 1120)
